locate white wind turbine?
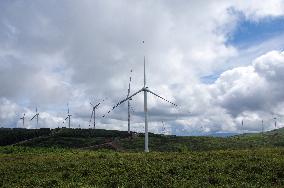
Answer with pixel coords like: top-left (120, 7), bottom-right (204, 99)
top-left (127, 69), bottom-right (133, 134)
top-left (161, 121), bottom-right (167, 135)
top-left (20, 113), bottom-right (25, 128)
top-left (104, 56), bottom-right (177, 152)
top-left (65, 104), bottom-right (72, 128)
top-left (89, 100), bottom-right (104, 129)
top-left (273, 117), bottom-right (277, 129)
top-left (30, 107), bottom-right (39, 128)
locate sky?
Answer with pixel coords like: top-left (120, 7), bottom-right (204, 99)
top-left (1, 0), bottom-right (284, 135)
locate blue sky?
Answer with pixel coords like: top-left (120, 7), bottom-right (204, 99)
top-left (228, 15), bottom-right (284, 47)
top-left (201, 15), bottom-right (284, 85)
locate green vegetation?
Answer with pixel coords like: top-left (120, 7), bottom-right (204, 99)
top-left (0, 128), bottom-right (284, 187)
top-left (121, 128), bottom-right (284, 152)
top-left (0, 146), bottom-right (283, 187)
top-left (0, 128), bottom-right (51, 146)
top-left (2, 127), bottom-right (282, 152)
top-left (0, 128), bottom-right (129, 149)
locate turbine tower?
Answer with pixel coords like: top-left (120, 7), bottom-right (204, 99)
top-left (127, 69), bottom-right (133, 134)
top-left (261, 119), bottom-right (264, 134)
top-left (103, 53), bottom-right (177, 152)
top-left (30, 107), bottom-right (39, 128)
top-left (89, 100), bottom-right (103, 129)
top-left (20, 113), bottom-right (25, 128)
top-left (65, 104), bottom-right (72, 128)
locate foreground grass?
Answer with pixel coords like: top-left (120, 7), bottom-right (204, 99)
top-left (0, 147), bottom-right (283, 187)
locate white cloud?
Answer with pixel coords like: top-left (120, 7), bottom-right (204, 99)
top-left (233, 0), bottom-right (284, 20)
top-left (208, 50), bottom-right (284, 132)
top-left (0, 1), bottom-right (284, 135)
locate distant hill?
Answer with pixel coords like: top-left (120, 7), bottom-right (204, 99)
top-left (120, 128), bottom-right (284, 152)
top-left (1, 127), bottom-right (284, 152)
top-left (0, 128), bottom-right (51, 146)
top-left (205, 132), bottom-right (239, 137)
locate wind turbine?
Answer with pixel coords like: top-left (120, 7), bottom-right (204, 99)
top-left (65, 104), bottom-right (72, 128)
top-left (103, 56), bottom-right (177, 152)
top-left (261, 119), bottom-right (264, 134)
top-left (241, 119), bottom-right (244, 134)
top-left (30, 107), bottom-right (39, 128)
top-left (127, 69), bottom-right (133, 134)
top-left (20, 113), bottom-right (25, 128)
top-left (89, 100), bottom-right (104, 129)
top-left (161, 121), bottom-right (167, 135)
top-left (273, 117), bottom-right (277, 129)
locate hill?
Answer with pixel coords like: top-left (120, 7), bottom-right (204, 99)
top-left (0, 128), bottom-right (51, 146)
top-left (1, 127), bottom-right (284, 152)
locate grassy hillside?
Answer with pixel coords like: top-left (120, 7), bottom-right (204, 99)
top-left (0, 146), bottom-right (283, 187)
top-left (0, 128), bottom-right (51, 146)
top-left (121, 128), bottom-right (284, 152)
top-left (1, 127), bottom-right (284, 152)
top-left (0, 128), bottom-right (129, 149)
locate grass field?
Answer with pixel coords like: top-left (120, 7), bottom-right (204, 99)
top-left (0, 146), bottom-right (283, 187)
top-left (1, 128), bottom-right (284, 187)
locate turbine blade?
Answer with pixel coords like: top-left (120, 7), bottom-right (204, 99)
top-left (90, 110), bottom-right (94, 122)
top-left (146, 89), bottom-right (178, 107)
top-left (126, 89), bottom-right (143, 102)
top-left (114, 89), bottom-right (142, 108)
top-left (65, 116), bottom-right (68, 120)
top-left (95, 102), bottom-right (101, 109)
top-left (144, 56), bottom-right (146, 87)
top-left (30, 114), bottom-right (37, 121)
top-left (102, 89), bottom-right (143, 117)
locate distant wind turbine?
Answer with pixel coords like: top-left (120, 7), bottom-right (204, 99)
top-left (103, 52), bottom-right (177, 152)
top-left (20, 113), bottom-right (25, 128)
top-left (241, 120), bottom-right (244, 134)
top-left (89, 100), bottom-right (104, 129)
top-left (30, 107), bottom-right (39, 128)
top-left (161, 121), bottom-right (167, 135)
top-left (65, 104), bottom-right (72, 128)
top-left (261, 119), bottom-right (264, 134)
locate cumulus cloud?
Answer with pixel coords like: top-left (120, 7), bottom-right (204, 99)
top-left (213, 50), bottom-right (284, 113)
top-left (209, 50), bottom-right (284, 132)
top-left (0, 1), bottom-right (284, 134)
